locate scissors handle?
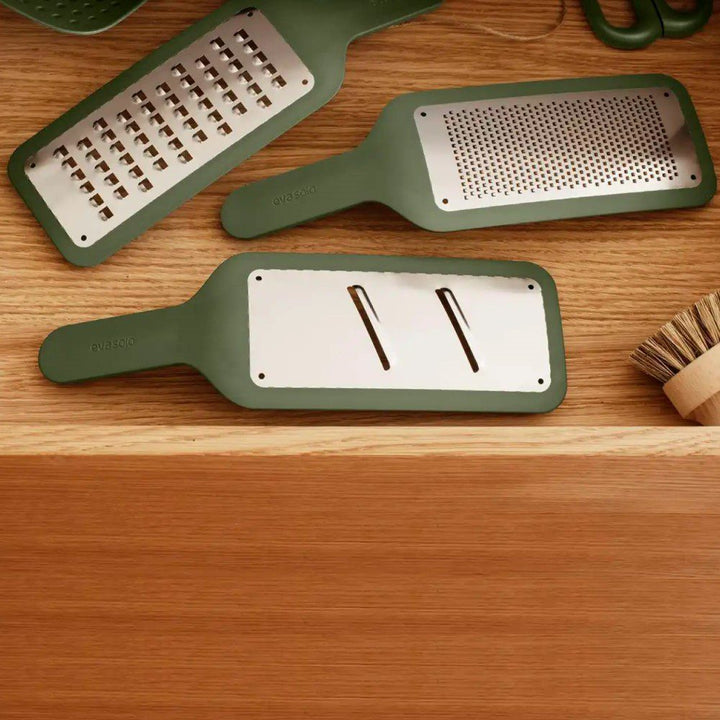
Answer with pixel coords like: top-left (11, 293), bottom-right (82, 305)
top-left (581, 0), bottom-right (662, 49)
top-left (653, 0), bottom-right (713, 38)
top-left (581, 0), bottom-right (711, 50)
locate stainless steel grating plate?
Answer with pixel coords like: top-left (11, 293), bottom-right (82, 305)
top-left (24, 8), bottom-right (314, 248)
top-left (414, 87), bottom-right (703, 212)
top-left (247, 269), bottom-right (553, 392)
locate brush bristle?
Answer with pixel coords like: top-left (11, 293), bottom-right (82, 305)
top-left (630, 292), bottom-right (720, 384)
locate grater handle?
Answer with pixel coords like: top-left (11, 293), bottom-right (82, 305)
top-left (321, 0), bottom-right (443, 42)
top-left (221, 147), bottom-right (376, 239)
top-left (39, 305), bottom-right (190, 384)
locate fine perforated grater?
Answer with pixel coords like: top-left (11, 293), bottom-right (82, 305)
top-left (221, 74), bottom-right (717, 239)
top-left (8, 0), bottom-right (442, 266)
top-left (0, 0), bottom-right (148, 34)
top-left (38, 253), bottom-right (567, 414)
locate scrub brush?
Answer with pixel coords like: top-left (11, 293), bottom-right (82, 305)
top-left (630, 292), bottom-right (720, 425)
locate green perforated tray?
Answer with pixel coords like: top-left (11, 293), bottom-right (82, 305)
top-left (0, 0), bottom-right (148, 34)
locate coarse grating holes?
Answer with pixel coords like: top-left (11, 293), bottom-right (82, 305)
top-left (25, 8), bottom-right (314, 248)
top-left (442, 93), bottom-right (681, 203)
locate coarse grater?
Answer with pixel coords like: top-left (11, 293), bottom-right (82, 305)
top-left (8, 0), bottom-right (441, 266)
top-left (38, 253), bottom-right (567, 414)
top-left (221, 74), bottom-right (717, 239)
top-left (0, 0), bottom-right (148, 34)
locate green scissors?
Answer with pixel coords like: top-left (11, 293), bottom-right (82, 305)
top-left (581, 0), bottom-right (713, 50)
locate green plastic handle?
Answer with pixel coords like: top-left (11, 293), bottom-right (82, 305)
top-left (653, 0), bottom-right (712, 38)
top-left (222, 147), bottom-right (376, 239)
top-left (581, 0), bottom-right (662, 49)
top-left (39, 305), bottom-right (190, 384)
top-left (322, 0), bottom-right (442, 41)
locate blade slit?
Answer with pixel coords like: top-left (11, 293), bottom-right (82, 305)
top-left (347, 285), bottom-right (391, 372)
top-left (436, 288), bottom-right (479, 373)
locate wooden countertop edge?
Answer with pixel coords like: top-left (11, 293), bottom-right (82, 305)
top-left (1, 425), bottom-right (719, 457)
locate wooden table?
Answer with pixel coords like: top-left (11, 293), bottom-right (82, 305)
top-left (1, 1), bottom-right (720, 718)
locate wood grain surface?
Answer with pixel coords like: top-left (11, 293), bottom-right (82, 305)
top-left (3, 455), bottom-right (720, 719)
top-left (2, 4), bottom-right (720, 717)
top-left (0, 0), bottom-right (719, 431)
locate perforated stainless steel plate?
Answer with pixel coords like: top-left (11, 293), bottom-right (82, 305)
top-left (414, 87), bottom-right (703, 212)
top-left (247, 269), bottom-right (552, 392)
top-left (24, 8), bottom-right (314, 248)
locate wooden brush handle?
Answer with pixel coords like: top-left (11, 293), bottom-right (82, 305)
top-left (664, 344), bottom-right (720, 426)
top-left (690, 393), bottom-right (720, 426)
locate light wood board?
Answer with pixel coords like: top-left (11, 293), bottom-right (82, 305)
top-left (3, 454), bottom-right (720, 719)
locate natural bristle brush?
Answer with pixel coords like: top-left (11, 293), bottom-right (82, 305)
top-left (630, 292), bottom-right (720, 426)
top-left (8, 0), bottom-right (441, 266)
top-left (221, 74), bottom-right (716, 240)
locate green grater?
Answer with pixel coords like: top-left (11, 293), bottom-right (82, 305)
top-left (0, 0), bottom-right (148, 34)
top-left (39, 253), bottom-right (567, 414)
top-left (8, 0), bottom-right (441, 266)
top-left (221, 74), bottom-right (716, 239)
